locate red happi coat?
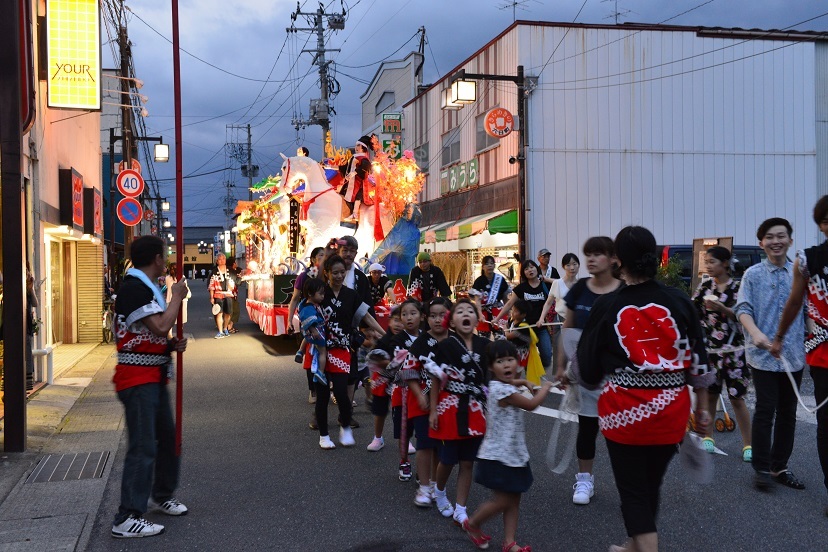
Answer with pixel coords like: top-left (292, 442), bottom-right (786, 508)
top-left (578, 280), bottom-right (714, 446)
top-left (801, 244), bottom-right (828, 368)
top-left (430, 333), bottom-right (489, 441)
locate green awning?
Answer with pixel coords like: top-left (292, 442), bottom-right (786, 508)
top-left (488, 210), bottom-right (517, 235)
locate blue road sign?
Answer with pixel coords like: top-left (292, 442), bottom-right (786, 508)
top-left (117, 197), bottom-right (143, 227)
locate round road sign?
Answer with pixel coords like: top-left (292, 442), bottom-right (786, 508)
top-left (117, 197), bottom-right (143, 226)
top-left (117, 169), bottom-right (145, 198)
top-left (117, 158), bottom-right (141, 174)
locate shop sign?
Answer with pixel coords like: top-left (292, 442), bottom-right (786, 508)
top-left (382, 113), bottom-right (402, 134)
top-left (382, 140), bottom-right (402, 159)
top-left (83, 187), bottom-right (102, 236)
top-left (117, 158), bottom-right (141, 174)
top-left (58, 168), bottom-right (85, 230)
top-left (483, 107), bottom-right (514, 139)
top-left (288, 199), bottom-right (300, 255)
top-left (46, 0), bottom-right (101, 110)
top-left (441, 158), bottom-right (479, 195)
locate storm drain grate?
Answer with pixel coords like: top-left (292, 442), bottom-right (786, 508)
top-left (26, 451), bottom-right (110, 483)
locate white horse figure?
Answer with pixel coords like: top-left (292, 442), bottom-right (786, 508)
top-left (279, 154), bottom-right (343, 258)
top-left (279, 154), bottom-right (395, 259)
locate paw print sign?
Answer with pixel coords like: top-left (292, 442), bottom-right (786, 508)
top-left (614, 304), bottom-right (681, 369)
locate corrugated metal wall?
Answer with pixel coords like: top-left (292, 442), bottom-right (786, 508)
top-left (523, 25), bottom-right (820, 260)
top-left (76, 242), bottom-right (103, 343)
top-left (816, 41), bottom-right (828, 200)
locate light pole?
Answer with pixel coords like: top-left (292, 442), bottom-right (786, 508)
top-left (445, 65), bottom-right (535, 263)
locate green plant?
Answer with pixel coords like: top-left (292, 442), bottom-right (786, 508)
top-left (656, 253), bottom-right (690, 296)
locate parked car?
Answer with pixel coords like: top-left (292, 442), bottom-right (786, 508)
top-left (658, 244), bottom-right (766, 288)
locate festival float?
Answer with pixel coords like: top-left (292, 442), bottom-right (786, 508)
top-left (238, 137), bottom-right (425, 335)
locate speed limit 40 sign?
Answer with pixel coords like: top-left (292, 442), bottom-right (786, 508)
top-left (116, 169), bottom-right (145, 198)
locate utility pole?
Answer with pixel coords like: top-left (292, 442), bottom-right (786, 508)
top-left (247, 124), bottom-right (253, 201)
top-left (287, 2), bottom-right (346, 145)
top-left (118, 21), bottom-right (134, 257)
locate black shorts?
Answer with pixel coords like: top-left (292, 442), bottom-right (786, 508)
top-left (412, 415), bottom-right (438, 450)
top-left (439, 437), bottom-right (482, 465)
top-left (371, 394), bottom-right (390, 417)
top-left (474, 459), bottom-right (533, 494)
top-left (217, 297), bottom-right (233, 315)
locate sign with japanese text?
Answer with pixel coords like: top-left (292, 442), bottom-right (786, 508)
top-left (483, 107), bottom-right (514, 139)
top-left (440, 158), bottom-right (479, 196)
top-left (382, 140), bottom-right (402, 159)
top-left (46, 0), bottom-right (101, 110)
top-left (382, 113), bottom-right (402, 134)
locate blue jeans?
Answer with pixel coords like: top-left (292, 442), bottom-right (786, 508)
top-left (536, 327), bottom-right (552, 369)
top-left (115, 382), bottom-right (179, 524)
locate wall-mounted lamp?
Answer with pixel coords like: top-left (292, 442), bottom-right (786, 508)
top-left (450, 79), bottom-right (477, 104)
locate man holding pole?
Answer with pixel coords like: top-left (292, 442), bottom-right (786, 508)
top-left (111, 235), bottom-right (189, 538)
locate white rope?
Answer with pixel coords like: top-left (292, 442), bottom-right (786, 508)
top-left (707, 344), bottom-right (828, 414)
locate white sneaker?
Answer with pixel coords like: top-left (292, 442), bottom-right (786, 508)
top-left (339, 426), bottom-right (356, 447)
top-left (434, 493), bottom-right (454, 518)
top-left (452, 506), bottom-right (468, 526)
top-left (366, 436), bottom-right (385, 451)
top-left (572, 472), bottom-right (595, 505)
top-left (319, 435), bottom-right (336, 449)
top-left (407, 441), bottom-right (416, 455)
top-left (111, 515), bottom-right (165, 538)
top-left (148, 498), bottom-right (188, 516)
top-left (414, 486), bottom-right (433, 508)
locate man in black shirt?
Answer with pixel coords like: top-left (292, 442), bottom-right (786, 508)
top-left (407, 252), bottom-right (451, 302)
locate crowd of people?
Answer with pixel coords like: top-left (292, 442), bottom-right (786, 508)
top-left (107, 197), bottom-right (828, 549)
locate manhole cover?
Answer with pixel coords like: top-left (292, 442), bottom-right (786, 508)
top-left (26, 451), bottom-right (110, 483)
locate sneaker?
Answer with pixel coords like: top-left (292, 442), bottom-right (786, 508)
top-left (149, 498), bottom-right (188, 516)
top-left (223, 330), bottom-right (230, 337)
top-left (111, 515), bottom-right (165, 538)
top-left (399, 461), bottom-right (412, 481)
top-left (339, 426), bottom-right (356, 447)
top-left (743, 446), bottom-right (753, 463)
top-left (294, 351), bottom-right (304, 364)
top-left (452, 506), bottom-right (468, 526)
top-left (367, 437), bottom-right (385, 451)
top-left (414, 486), bottom-right (433, 508)
top-left (319, 435), bottom-right (336, 449)
top-left (572, 473), bottom-right (595, 505)
top-left (407, 441), bottom-right (416, 455)
top-left (434, 492), bottom-right (454, 518)
top-left (214, 332), bottom-right (225, 339)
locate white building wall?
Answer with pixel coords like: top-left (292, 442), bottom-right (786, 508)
top-left (522, 25), bottom-right (820, 262)
top-left (816, 42), bottom-right (828, 200)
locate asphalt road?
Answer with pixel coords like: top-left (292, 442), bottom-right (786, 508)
top-left (87, 281), bottom-right (827, 551)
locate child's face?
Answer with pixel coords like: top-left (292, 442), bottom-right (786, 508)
top-left (388, 316), bottom-right (404, 334)
top-left (400, 303), bottom-right (422, 334)
top-left (427, 304), bottom-right (449, 335)
top-left (362, 327), bottom-right (380, 348)
top-left (450, 302), bottom-right (479, 335)
top-left (310, 288), bottom-right (325, 304)
top-left (491, 356), bottom-right (518, 383)
top-left (510, 306), bottom-right (525, 322)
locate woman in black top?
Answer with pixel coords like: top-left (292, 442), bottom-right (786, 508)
top-left (493, 260), bottom-right (552, 368)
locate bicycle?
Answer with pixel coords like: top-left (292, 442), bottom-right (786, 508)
top-left (102, 296), bottom-right (116, 344)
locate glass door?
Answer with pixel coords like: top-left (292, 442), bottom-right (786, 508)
top-left (49, 239), bottom-right (63, 344)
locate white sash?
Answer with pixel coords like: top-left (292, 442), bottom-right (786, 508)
top-left (126, 268), bottom-right (167, 310)
top-left (486, 273), bottom-right (504, 306)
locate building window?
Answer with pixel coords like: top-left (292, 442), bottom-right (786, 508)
top-left (414, 142), bottom-right (429, 173)
top-left (441, 128), bottom-right (460, 167)
top-left (476, 113), bottom-right (499, 152)
top-left (375, 91), bottom-right (395, 117)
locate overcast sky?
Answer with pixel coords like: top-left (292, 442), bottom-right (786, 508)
top-left (109, 0), bottom-right (828, 227)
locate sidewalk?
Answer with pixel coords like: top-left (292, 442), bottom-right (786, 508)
top-left (0, 343), bottom-right (122, 551)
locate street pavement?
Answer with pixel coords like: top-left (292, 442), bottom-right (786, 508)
top-left (4, 280), bottom-right (827, 551)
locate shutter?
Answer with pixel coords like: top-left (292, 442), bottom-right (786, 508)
top-left (76, 242), bottom-right (103, 343)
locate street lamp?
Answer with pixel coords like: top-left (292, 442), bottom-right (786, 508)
top-left (444, 65), bottom-right (536, 263)
top-left (163, 219), bottom-right (171, 228)
top-left (161, 200), bottom-right (171, 211)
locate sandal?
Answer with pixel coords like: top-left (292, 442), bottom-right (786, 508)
top-left (502, 542), bottom-right (532, 552)
top-left (742, 445), bottom-right (752, 463)
top-left (701, 437), bottom-right (715, 453)
top-left (228, 328), bottom-right (239, 333)
top-left (462, 519), bottom-right (491, 549)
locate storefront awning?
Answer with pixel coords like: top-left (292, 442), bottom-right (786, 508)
top-left (488, 209), bottom-right (518, 235)
top-left (421, 209), bottom-right (515, 244)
